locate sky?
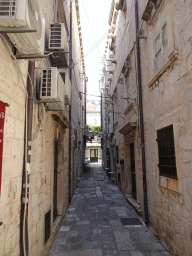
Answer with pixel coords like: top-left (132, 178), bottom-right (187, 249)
top-left (78, 0), bottom-right (112, 100)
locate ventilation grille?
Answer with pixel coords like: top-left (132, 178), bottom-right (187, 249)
top-left (0, 0), bottom-right (16, 17)
top-left (50, 23), bottom-right (62, 49)
top-left (42, 69), bottom-right (52, 97)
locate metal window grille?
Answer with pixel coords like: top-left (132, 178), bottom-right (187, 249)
top-left (157, 125), bottom-right (177, 179)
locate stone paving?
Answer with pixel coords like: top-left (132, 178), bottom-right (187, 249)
top-left (49, 164), bottom-right (172, 256)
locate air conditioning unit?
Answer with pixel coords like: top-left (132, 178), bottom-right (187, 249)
top-left (49, 23), bottom-right (68, 51)
top-left (108, 78), bottom-right (112, 82)
top-left (109, 123), bottom-right (113, 134)
top-left (109, 71), bottom-right (114, 75)
top-left (40, 67), bottom-right (65, 110)
top-left (0, 0), bottom-right (45, 56)
top-left (124, 61), bottom-right (131, 69)
top-left (49, 23), bottom-right (69, 67)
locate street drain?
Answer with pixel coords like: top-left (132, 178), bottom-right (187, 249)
top-left (120, 218), bottom-right (143, 227)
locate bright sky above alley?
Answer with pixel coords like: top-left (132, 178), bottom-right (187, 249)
top-left (78, 0), bottom-right (112, 100)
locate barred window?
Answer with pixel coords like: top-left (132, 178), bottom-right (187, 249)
top-left (157, 125), bottom-right (177, 179)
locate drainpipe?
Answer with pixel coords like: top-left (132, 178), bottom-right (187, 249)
top-left (100, 90), bottom-right (102, 132)
top-left (100, 91), bottom-right (103, 165)
top-left (20, 61), bottom-right (35, 256)
top-left (83, 77), bottom-right (87, 164)
top-left (54, 0), bottom-right (59, 23)
top-left (112, 96), bottom-right (116, 184)
top-left (68, 0), bottom-right (73, 203)
top-left (134, 0), bottom-right (149, 225)
top-left (84, 78), bottom-right (87, 126)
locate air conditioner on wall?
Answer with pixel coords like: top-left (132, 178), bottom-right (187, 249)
top-left (49, 23), bottom-right (68, 51)
top-left (49, 23), bottom-right (69, 66)
top-left (0, 0), bottom-right (45, 56)
top-left (40, 67), bottom-right (66, 110)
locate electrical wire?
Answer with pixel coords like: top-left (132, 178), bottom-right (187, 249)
top-left (74, 31), bottom-right (108, 66)
top-left (81, 0), bottom-right (102, 59)
top-left (31, 104), bottom-right (47, 148)
top-left (23, 96), bottom-right (28, 256)
top-left (78, 91), bottom-right (113, 99)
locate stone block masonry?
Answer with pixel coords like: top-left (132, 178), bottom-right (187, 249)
top-left (49, 165), bottom-right (171, 256)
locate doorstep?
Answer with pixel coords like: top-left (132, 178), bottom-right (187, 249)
top-left (125, 193), bottom-right (141, 215)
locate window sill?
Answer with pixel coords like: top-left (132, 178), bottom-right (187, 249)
top-left (148, 51), bottom-right (178, 88)
top-left (159, 175), bottom-right (179, 193)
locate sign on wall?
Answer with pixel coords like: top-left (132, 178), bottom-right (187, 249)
top-left (0, 101), bottom-right (6, 195)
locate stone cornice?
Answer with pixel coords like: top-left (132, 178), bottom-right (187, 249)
top-left (119, 121), bottom-right (137, 135)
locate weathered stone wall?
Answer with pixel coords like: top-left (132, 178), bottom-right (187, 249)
top-left (0, 0), bottom-right (84, 255)
top-left (0, 37), bottom-right (27, 256)
top-left (102, 0), bottom-right (192, 255)
top-left (139, 0), bottom-right (192, 254)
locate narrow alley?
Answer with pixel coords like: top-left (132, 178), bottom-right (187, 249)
top-left (49, 165), bottom-right (171, 256)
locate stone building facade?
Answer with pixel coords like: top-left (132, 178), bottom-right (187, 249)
top-left (101, 0), bottom-right (192, 255)
top-left (0, 0), bottom-right (86, 255)
top-left (86, 100), bottom-right (101, 126)
top-left (85, 139), bottom-right (102, 164)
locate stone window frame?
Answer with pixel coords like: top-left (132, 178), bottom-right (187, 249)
top-left (152, 1), bottom-right (169, 73)
top-left (142, 0), bottom-right (178, 87)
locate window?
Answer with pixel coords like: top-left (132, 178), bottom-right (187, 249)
top-left (157, 125), bottom-right (177, 179)
top-left (152, 1), bottom-right (172, 72)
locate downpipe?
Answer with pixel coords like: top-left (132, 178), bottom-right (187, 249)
top-left (20, 61), bottom-right (35, 256)
top-left (68, 0), bottom-right (73, 203)
top-left (134, 0), bottom-right (149, 225)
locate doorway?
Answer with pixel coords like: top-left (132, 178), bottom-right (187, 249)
top-left (90, 149), bottom-right (98, 163)
top-left (130, 143), bottom-right (137, 200)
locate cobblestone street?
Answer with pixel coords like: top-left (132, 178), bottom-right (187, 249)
top-left (49, 164), bottom-right (172, 256)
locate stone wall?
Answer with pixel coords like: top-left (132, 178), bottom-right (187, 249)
top-left (140, 0), bottom-right (192, 254)
top-left (0, 37), bottom-right (27, 256)
top-left (0, 0), bottom-right (85, 255)
top-left (102, 0), bottom-right (192, 255)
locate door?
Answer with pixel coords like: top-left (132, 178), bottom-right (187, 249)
top-left (130, 143), bottom-right (137, 200)
top-left (53, 139), bottom-right (58, 222)
top-left (90, 149), bottom-right (98, 163)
